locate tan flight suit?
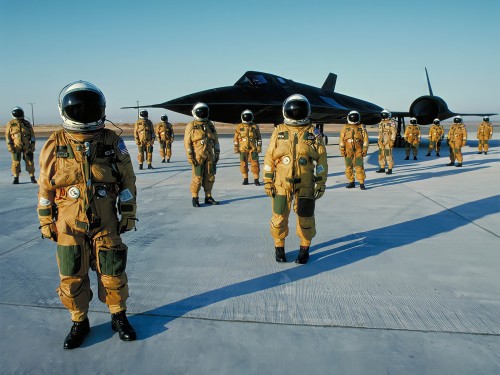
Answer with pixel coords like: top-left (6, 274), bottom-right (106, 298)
top-left (477, 121), bottom-right (493, 153)
top-left (37, 128), bottom-right (137, 322)
top-left (339, 123), bottom-right (369, 184)
top-left (404, 124), bottom-right (421, 157)
top-left (427, 124), bottom-right (445, 154)
top-left (447, 123), bottom-right (467, 163)
top-left (263, 123), bottom-right (328, 247)
top-left (156, 121), bottom-right (174, 161)
top-left (184, 120), bottom-right (220, 197)
top-left (5, 118), bottom-right (36, 178)
top-left (234, 122), bottom-right (262, 180)
top-left (134, 118), bottom-right (155, 165)
top-left (377, 119), bottom-right (396, 169)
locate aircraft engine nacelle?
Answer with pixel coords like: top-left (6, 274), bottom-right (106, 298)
top-left (409, 95), bottom-right (452, 125)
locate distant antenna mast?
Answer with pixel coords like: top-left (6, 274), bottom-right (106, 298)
top-left (28, 102), bottom-right (35, 126)
top-left (136, 101), bottom-right (140, 119)
top-left (425, 67), bottom-right (434, 96)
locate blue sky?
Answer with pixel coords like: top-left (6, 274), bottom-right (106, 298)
top-left (1, 0), bottom-right (499, 124)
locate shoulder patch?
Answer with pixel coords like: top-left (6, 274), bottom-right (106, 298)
top-left (117, 138), bottom-right (129, 155)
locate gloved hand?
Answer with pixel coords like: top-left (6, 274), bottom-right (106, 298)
top-left (188, 158), bottom-right (198, 167)
top-left (264, 182), bottom-right (276, 198)
top-left (119, 202), bottom-right (137, 233)
top-left (214, 152), bottom-right (220, 164)
top-left (119, 217), bottom-right (137, 233)
top-left (340, 149), bottom-right (346, 157)
top-left (234, 148), bottom-right (239, 154)
top-left (362, 150), bottom-right (367, 157)
top-left (257, 147), bottom-right (262, 154)
top-left (31, 141), bottom-right (36, 152)
top-left (315, 184), bottom-right (326, 200)
top-left (40, 223), bottom-right (57, 242)
top-left (390, 142), bottom-right (394, 148)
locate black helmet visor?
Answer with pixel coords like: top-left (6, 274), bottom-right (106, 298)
top-left (62, 90), bottom-right (105, 124)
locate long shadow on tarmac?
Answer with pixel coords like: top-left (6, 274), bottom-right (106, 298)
top-left (82, 194), bottom-right (500, 345)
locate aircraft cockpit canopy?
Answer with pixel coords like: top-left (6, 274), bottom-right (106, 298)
top-left (235, 72), bottom-right (291, 87)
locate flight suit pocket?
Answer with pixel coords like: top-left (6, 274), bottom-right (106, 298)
top-left (98, 249), bottom-right (127, 276)
top-left (194, 164), bottom-right (203, 176)
top-left (273, 195), bottom-right (287, 215)
top-left (240, 153), bottom-right (247, 162)
top-left (251, 152), bottom-right (259, 161)
top-left (57, 245), bottom-right (82, 276)
top-left (297, 198), bottom-right (315, 217)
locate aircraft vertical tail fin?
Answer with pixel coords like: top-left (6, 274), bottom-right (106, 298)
top-left (425, 67), bottom-right (434, 96)
top-left (321, 73), bottom-right (337, 92)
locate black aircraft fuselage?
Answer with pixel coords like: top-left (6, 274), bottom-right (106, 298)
top-left (124, 70), bottom-right (494, 126)
top-left (136, 71), bottom-right (384, 125)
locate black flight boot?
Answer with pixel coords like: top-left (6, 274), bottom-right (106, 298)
top-left (111, 311), bottom-right (136, 341)
top-left (413, 156), bottom-right (417, 160)
top-left (404, 156), bottom-right (409, 160)
top-left (425, 152), bottom-right (431, 156)
top-left (346, 182), bottom-right (355, 189)
top-left (63, 318), bottom-right (90, 350)
top-left (436, 152), bottom-right (440, 157)
top-left (167, 158), bottom-right (171, 162)
top-left (484, 152), bottom-right (488, 155)
top-left (376, 168), bottom-right (385, 173)
top-left (254, 179), bottom-right (261, 186)
top-left (386, 169), bottom-right (392, 175)
top-left (295, 246), bottom-right (310, 264)
top-left (242, 178), bottom-right (249, 185)
top-left (30, 176), bottom-right (37, 183)
top-left (360, 184), bottom-right (366, 190)
top-left (275, 247), bottom-right (287, 263)
top-left (13, 177), bottom-right (19, 184)
top-left (446, 162), bottom-right (455, 166)
top-left (139, 164), bottom-right (143, 170)
top-left (456, 163), bottom-right (462, 167)
top-left (161, 158), bottom-right (166, 163)
top-left (205, 196), bottom-right (219, 205)
top-left (148, 164), bottom-right (154, 169)
top-left (477, 151), bottom-right (482, 154)
top-left (192, 197), bottom-right (200, 207)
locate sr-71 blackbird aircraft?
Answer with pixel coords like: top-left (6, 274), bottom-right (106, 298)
top-left (122, 69), bottom-right (494, 144)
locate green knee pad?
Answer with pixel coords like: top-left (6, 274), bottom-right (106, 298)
top-left (57, 245), bottom-right (82, 276)
top-left (98, 249), bottom-right (127, 276)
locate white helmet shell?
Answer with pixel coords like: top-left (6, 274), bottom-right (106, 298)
top-left (282, 94), bottom-right (311, 126)
top-left (410, 117), bottom-right (417, 124)
top-left (454, 115), bottom-right (462, 124)
top-left (241, 109), bottom-right (254, 123)
top-left (58, 81), bottom-right (106, 133)
top-left (381, 109), bottom-right (392, 119)
top-left (192, 102), bottom-right (209, 121)
top-left (483, 116), bottom-right (489, 122)
top-left (347, 110), bottom-right (361, 124)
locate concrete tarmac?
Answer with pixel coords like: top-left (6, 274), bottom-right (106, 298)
top-left (0, 130), bottom-right (499, 374)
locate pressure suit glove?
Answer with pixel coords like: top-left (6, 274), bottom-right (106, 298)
top-left (264, 182), bottom-right (276, 198)
top-left (40, 223), bottom-right (58, 242)
top-left (314, 183), bottom-right (326, 200)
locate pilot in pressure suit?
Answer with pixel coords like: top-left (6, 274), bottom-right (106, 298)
top-left (446, 115), bottom-right (467, 167)
top-left (37, 81), bottom-right (137, 349)
top-left (156, 114), bottom-right (174, 162)
top-left (263, 94), bottom-right (328, 264)
top-left (477, 116), bottom-right (493, 155)
top-left (234, 109), bottom-right (262, 185)
top-left (404, 117), bottom-right (421, 160)
top-left (376, 109), bottom-right (396, 174)
top-left (339, 110), bottom-right (369, 189)
top-left (184, 102), bottom-right (220, 207)
top-left (426, 119), bottom-right (445, 157)
top-left (134, 110), bottom-right (155, 169)
top-left (5, 106), bottom-right (37, 184)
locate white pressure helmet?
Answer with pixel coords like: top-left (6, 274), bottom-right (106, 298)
top-left (410, 117), bottom-right (417, 125)
top-left (453, 115), bottom-right (462, 124)
top-left (241, 109), bottom-right (254, 123)
top-left (433, 119), bottom-right (440, 125)
top-left (283, 94), bottom-right (311, 126)
top-left (483, 116), bottom-right (489, 122)
top-left (381, 109), bottom-right (391, 119)
top-left (347, 110), bottom-right (361, 124)
top-left (59, 81), bottom-right (106, 133)
top-left (192, 102), bottom-right (209, 121)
